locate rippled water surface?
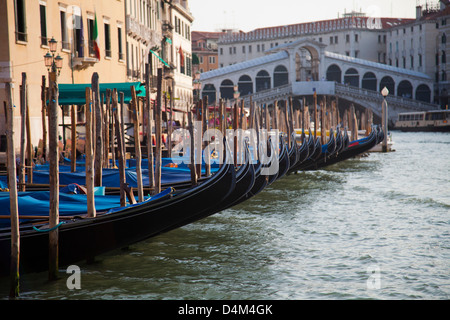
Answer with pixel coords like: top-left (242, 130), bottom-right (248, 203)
top-left (1, 132), bottom-right (449, 300)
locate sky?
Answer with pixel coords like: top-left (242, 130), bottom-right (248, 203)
top-left (189, 0), bottom-right (436, 32)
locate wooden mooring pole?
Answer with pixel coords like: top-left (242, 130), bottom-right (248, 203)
top-left (85, 88), bottom-right (96, 218)
top-left (92, 73), bottom-right (102, 187)
top-left (48, 70), bottom-right (60, 281)
top-left (113, 89), bottom-right (127, 207)
top-left (145, 64), bottom-right (155, 190)
top-left (154, 68), bottom-right (163, 195)
top-left (19, 73), bottom-right (27, 191)
top-left (6, 83), bottom-right (20, 298)
top-left (131, 86), bottom-right (144, 202)
top-left (188, 110), bottom-right (197, 186)
top-left (41, 76), bottom-right (47, 162)
top-left (71, 104), bottom-right (77, 172)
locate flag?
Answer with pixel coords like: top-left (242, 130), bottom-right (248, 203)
top-left (179, 46), bottom-right (184, 67)
top-left (93, 13), bottom-right (100, 60)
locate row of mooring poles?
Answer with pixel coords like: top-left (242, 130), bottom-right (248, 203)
top-left (5, 66), bottom-right (171, 297)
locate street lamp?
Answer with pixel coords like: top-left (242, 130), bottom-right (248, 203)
top-left (44, 37), bottom-right (63, 75)
top-left (381, 86), bottom-right (389, 152)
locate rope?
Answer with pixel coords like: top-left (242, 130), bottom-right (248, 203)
top-left (33, 221), bottom-right (65, 233)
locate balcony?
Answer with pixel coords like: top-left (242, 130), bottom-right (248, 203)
top-left (126, 14), bottom-right (159, 45)
top-left (162, 20), bottom-right (174, 38)
top-left (72, 56), bottom-right (97, 69)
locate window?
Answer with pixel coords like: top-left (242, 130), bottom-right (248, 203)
top-left (118, 26), bottom-right (123, 60)
top-left (419, 54), bottom-right (422, 67)
top-left (442, 50), bottom-right (446, 64)
top-left (335, 36), bottom-right (338, 44)
top-left (249, 45), bottom-right (252, 53)
top-left (74, 13), bottom-right (84, 57)
top-left (257, 44), bottom-right (260, 52)
top-left (220, 48), bottom-right (223, 55)
top-left (60, 10), bottom-right (69, 50)
top-left (411, 55), bottom-right (414, 68)
top-left (104, 23), bottom-right (111, 58)
top-left (355, 34), bottom-right (359, 42)
top-left (403, 57), bottom-right (406, 68)
top-left (88, 18), bottom-right (95, 57)
top-left (329, 37), bottom-right (332, 44)
top-left (14, 0), bottom-right (27, 42)
top-left (242, 45), bottom-right (245, 53)
top-left (443, 33), bottom-right (447, 44)
top-left (346, 34), bottom-right (350, 43)
top-left (209, 56), bottom-right (215, 64)
top-left (39, 3), bottom-right (47, 46)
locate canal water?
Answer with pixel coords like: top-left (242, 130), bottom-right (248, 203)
top-left (1, 131), bottom-right (449, 300)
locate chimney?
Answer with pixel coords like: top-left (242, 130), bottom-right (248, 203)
top-left (416, 5), bottom-right (422, 20)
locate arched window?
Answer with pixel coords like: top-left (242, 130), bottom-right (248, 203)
top-left (361, 72), bottom-right (377, 91)
top-left (326, 64), bottom-right (342, 83)
top-left (397, 80), bottom-right (413, 98)
top-left (379, 76), bottom-right (395, 95)
top-left (273, 65), bottom-right (289, 87)
top-left (220, 80), bottom-right (234, 100)
top-left (344, 68), bottom-right (359, 87)
top-left (256, 70), bottom-right (271, 92)
top-left (416, 84), bottom-right (431, 103)
top-left (238, 75), bottom-right (253, 96)
top-left (202, 84), bottom-right (216, 104)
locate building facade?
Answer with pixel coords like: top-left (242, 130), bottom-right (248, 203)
top-left (0, 0), bottom-right (194, 153)
top-left (0, 0), bottom-right (128, 150)
top-left (217, 13), bottom-right (413, 69)
top-left (386, 2), bottom-right (450, 106)
top-left (192, 31), bottom-right (223, 73)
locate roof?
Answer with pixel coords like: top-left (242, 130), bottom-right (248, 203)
top-left (57, 82), bottom-right (146, 105)
top-left (325, 51), bottom-right (432, 79)
top-left (200, 51), bottom-right (289, 81)
top-left (219, 17), bottom-right (416, 43)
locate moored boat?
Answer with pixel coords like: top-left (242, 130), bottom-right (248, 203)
top-left (394, 109), bottom-right (450, 132)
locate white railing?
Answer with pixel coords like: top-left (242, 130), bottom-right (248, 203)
top-left (335, 83), bottom-right (438, 111)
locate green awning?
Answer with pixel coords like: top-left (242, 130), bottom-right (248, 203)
top-left (56, 82), bottom-right (146, 105)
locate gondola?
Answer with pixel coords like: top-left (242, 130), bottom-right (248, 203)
top-left (304, 128), bottom-right (380, 170)
top-left (269, 135), bottom-right (291, 184)
top-left (301, 128), bottom-right (337, 171)
top-left (290, 135), bottom-right (322, 172)
top-left (161, 142), bottom-right (256, 233)
top-left (297, 131), bottom-right (310, 165)
top-left (288, 132), bottom-right (300, 171)
top-left (0, 139), bottom-right (237, 276)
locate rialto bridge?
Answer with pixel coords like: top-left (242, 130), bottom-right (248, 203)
top-left (199, 39), bottom-right (438, 125)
